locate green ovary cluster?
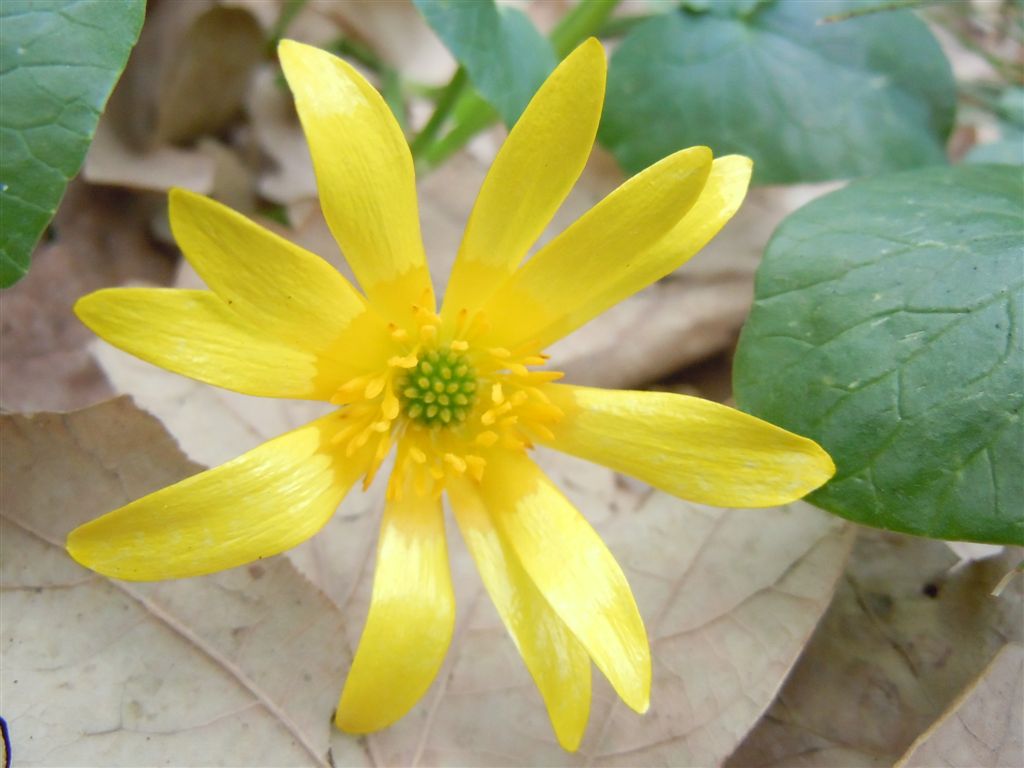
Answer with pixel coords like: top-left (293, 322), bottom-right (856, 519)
top-left (400, 346), bottom-right (478, 427)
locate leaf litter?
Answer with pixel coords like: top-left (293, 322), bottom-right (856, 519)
top-left (1, 399), bottom-right (348, 767)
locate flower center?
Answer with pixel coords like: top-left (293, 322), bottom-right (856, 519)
top-left (399, 346), bottom-right (478, 427)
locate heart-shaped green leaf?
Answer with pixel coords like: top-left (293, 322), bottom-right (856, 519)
top-left (734, 165), bottom-right (1023, 544)
top-left (600, 0), bottom-right (955, 184)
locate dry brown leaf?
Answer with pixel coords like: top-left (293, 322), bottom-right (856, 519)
top-left (945, 540), bottom-right (1005, 568)
top-left (83, 119), bottom-right (217, 194)
top-left (83, 2), bottom-right (263, 195)
top-left (153, 7), bottom-right (264, 144)
top-left (727, 531), bottom-right (1024, 768)
top-left (0, 398), bottom-right (368, 767)
top-left (248, 65), bottom-right (318, 205)
top-left (109, 1), bottom-right (263, 148)
top-left (0, 183), bottom-right (174, 413)
top-left (311, 0), bottom-right (456, 85)
top-left (896, 643), bottom-right (1024, 768)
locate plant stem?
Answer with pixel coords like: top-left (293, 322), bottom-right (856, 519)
top-left (550, 0), bottom-right (620, 57)
top-left (410, 67), bottom-right (468, 158)
top-left (421, 95), bottom-right (498, 169)
top-left (596, 12), bottom-right (658, 39)
top-left (382, 70), bottom-right (410, 135)
top-left (817, 0), bottom-right (932, 24)
top-left (266, 0), bottom-right (309, 53)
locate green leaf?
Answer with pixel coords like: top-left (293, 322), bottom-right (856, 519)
top-left (0, 0), bottom-right (145, 288)
top-left (734, 165), bottom-right (1023, 545)
top-left (412, 0), bottom-right (556, 127)
top-left (600, 0), bottom-right (955, 184)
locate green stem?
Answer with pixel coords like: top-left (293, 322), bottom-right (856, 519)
top-left (421, 96), bottom-right (498, 169)
top-left (382, 70), bottom-right (410, 135)
top-left (411, 67), bottom-right (468, 158)
top-left (817, 0), bottom-right (932, 24)
top-left (266, 0), bottom-right (309, 53)
top-left (550, 0), bottom-right (620, 57)
top-left (331, 37), bottom-right (387, 74)
top-left (596, 12), bottom-right (658, 39)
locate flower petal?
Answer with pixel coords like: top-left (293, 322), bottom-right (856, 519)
top-left (481, 146), bottom-right (713, 352)
top-left (628, 154), bottom-right (752, 290)
top-left (278, 39), bottom-right (433, 318)
top-left (169, 188), bottom-right (390, 374)
top-left (441, 38), bottom-right (606, 324)
top-left (336, 489), bottom-right (455, 733)
top-left (448, 477), bottom-right (591, 751)
top-left (66, 412), bottom-right (364, 580)
top-left (76, 288), bottom-right (339, 399)
top-left (479, 451), bottom-right (649, 713)
top-left (543, 384), bottom-right (836, 507)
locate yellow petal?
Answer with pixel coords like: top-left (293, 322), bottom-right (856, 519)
top-left (76, 288), bottom-right (345, 399)
top-left (543, 384), bottom-right (836, 507)
top-left (66, 412), bottom-right (364, 580)
top-left (627, 153), bottom-right (752, 296)
top-left (278, 39), bottom-right (433, 318)
top-left (441, 39), bottom-right (606, 324)
top-left (169, 188), bottom-right (390, 375)
top-left (449, 477), bottom-right (591, 751)
top-left (336, 488), bottom-right (454, 733)
top-left (481, 146), bottom-right (713, 352)
top-left (479, 451), bottom-right (649, 713)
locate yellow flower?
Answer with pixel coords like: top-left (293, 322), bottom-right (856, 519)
top-left (67, 39), bottom-right (834, 750)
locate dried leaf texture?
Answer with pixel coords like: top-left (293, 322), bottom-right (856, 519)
top-left (728, 532), bottom-right (1024, 767)
top-left (0, 184), bottom-right (173, 413)
top-left (897, 643), bottom-right (1024, 768)
top-left (0, 399), bottom-right (360, 767)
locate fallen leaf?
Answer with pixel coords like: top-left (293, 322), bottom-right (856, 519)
top-left (312, 0), bottom-right (456, 86)
top-left (895, 642), bottom-right (1024, 768)
top-left (83, 118), bottom-right (216, 194)
top-left (106, 1), bottom-right (263, 148)
top-left (156, 7), bottom-right (264, 143)
top-left (83, 2), bottom-right (263, 195)
top-left (727, 530), bottom-right (1024, 768)
top-left (248, 65), bottom-right (318, 205)
top-left (945, 540), bottom-right (1006, 568)
top-left (0, 398), bottom-right (365, 767)
top-left (0, 182), bottom-right (174, 413)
